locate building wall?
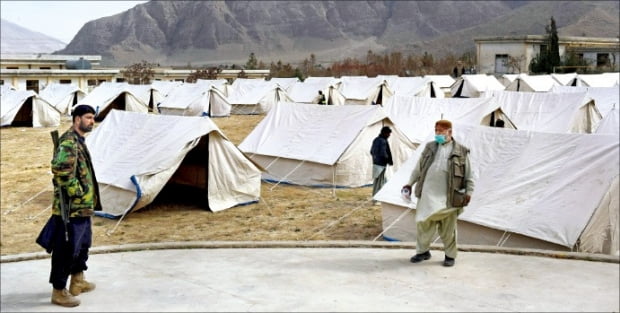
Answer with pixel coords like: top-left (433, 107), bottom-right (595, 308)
top-left (477, 42), bottom-right (533, 74)
top-left (1, 54), bottom-right (270, 92)
top-left (476, 36), bottom-right (619, 75)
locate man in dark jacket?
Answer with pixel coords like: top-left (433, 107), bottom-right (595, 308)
top-left (38, 104), bottom-right (101, 307)
top-left (317, 90), bottom-right (326, 105)
top-left (370, 126), bottom-right (393, 198)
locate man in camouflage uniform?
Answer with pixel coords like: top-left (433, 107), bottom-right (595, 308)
top-left (43, 104), bottom-right (102, 307)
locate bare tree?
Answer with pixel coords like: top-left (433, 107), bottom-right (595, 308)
top-left (186, 67), bottom-right (222, 83)
top-left (504, 55), bottom-right (526, 73)
top-left (121, 60), bottom-right (158, 84)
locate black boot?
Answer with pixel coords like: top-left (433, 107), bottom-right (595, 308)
top-left (410, 251), bottom-right (431, 263)
top-left (443, 256), bottom-right (455, 267)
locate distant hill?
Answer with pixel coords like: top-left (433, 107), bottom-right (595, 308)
top-left (56, 0), bottom-right (619, 67)
top-left (1, 19), bottom-right (66, 54)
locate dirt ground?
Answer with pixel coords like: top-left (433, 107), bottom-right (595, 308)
top-left (0, 114), bottom-right (383, 256)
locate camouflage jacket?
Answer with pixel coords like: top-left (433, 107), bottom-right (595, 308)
top-left (51, 128), bottom-right (102, 217)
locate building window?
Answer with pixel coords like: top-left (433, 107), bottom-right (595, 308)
top-left (495, 54), bottom-right (510, 74)
top-left (577, 53), bottom-right (584, 62)
top-left (597, 53), bottom-right (609, 67)
top-left (26, 80), bottom-right (39, 93)
top-left (0, 80), bottom-right (4, 85)
top-left (59, 79), bottom-right (72, 84)
top-left (6, 67), bottom-right (18, 69)
top-left (175, 79), bottom-right (185, 82)
top-left (40, 67), bottom-right (51, 70)
top-left (116, 78), bottom-right (126, 83)
top-left (87, 79), bottom-right (97, 86)
top-left (98, 79), bottom-right (107, 85)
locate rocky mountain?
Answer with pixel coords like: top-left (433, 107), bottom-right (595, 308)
top-left (1, 18), bottom-right (66, 54)
top-left (56, 1), bottom-right (619, 67)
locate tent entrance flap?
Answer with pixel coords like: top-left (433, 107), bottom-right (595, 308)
top-left (96, 96), bottom-right (126, 122)
top-left (166, 135), bottom-right (210, 210)
top-left (12, 98), bottom-right (34, 127)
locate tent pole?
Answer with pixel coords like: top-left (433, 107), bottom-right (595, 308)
top-left (332, 165), bottom-right (336, 196)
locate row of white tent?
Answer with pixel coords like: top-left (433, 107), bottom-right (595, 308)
top-left (451, 72), bottom-right (620, 97)
top-left (499, 72), bottom-right (620, 90)
top-left (238, 94), bottom-right (618, 255)
top-left (2, 80), bottom-right (617, 254)
top-left (3, 70), bottom-right (617, 126)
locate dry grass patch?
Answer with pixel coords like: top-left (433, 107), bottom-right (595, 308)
top-left (1, 114), bottom-right (383, 256)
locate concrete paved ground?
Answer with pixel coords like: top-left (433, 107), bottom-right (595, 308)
top-left (1, 241), bottom-right (618, 312)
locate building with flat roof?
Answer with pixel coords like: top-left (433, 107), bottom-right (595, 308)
top-left (1, 54), bottom-right (270, 92)
top-left (475, 35), bottom-right (619, 75)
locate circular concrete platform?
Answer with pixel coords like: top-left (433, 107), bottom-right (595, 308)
top-left (1, 241), bottom-right (618, 312)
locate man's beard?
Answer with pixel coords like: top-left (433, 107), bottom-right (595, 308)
top-left (79, 121), bottom-right (93, 133)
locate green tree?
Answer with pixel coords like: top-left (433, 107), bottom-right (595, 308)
top-left (121, 60), bottom-right (158, 84)
top-left (530, 17), bottom-right (561, 73)
top-left (245, 52), bottom-right (258, 70)
top-left (547, 17), bottom-right (561, 71)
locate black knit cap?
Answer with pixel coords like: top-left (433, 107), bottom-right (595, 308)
top-left (381, 126), bottom-right (392, 134)
top-left (72, 104), bottom-right (96, 117)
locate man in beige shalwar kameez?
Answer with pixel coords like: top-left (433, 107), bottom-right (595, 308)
top-left (403, 120), bottom-right (475, 267)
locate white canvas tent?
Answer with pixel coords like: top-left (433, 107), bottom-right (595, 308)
top-left (424, 75), bottom-right (456, 97)
top-left (86, 110), bottom-right (263, 218)
top-left (287, 77), bottom-right (341, 104)
top-left (550, 85), bottom-right (620, 118)
top-left (374, 124), bottom-right (619, 255)
top-left (1, 88), bottom-right (60, 127)
top-left (551, 72), bottom-right (578, 86)
top-left (488, 90), bottom-right (602, 133)
top-left (332, 76), bottom-right (393, 105)
top-left (504, 74), bottom-right (560, 92)
top-left (238, 102), bottom-right (416, 187)
top-left (568, 73), bottom-right (620, 87)
top-left (268, 77), bottom-right (300, 92)
top-left (39, 83), bottom-right (87, 115)
top-left (158, 83), bottom-right (231, 117)
top-left (151, 80), bottom-right (183, 109)
top-left (76, 82), bottom-right (149, 121)
top-left (596, 107), bottom-right (619, 135)
top-left (450, 74), bottom-right (505, 98)
top-left (0, 84), bottom-right (16, 94)
top-left (383, 95), bottom-right (513, 144)
top-left (227, 78), bottom-right (293, 114)
top-left (499, 74), bottom-right (519, 87)
top-left (196, 79), bottom-right (229, 96)
top-left (382, 76), bottom-right (444, 99)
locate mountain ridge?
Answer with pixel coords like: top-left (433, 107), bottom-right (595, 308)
top-left (1, 18), bottom-right (66, 54)
top-left (52, 1), bottom-right (620, 67)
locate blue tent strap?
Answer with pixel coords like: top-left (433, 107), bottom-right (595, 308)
top-left (262, 178), bottom-right (372, 189)
top-left (94, 175), bottom-right (142, 220)
top-left (380, 235), bottom-right (400, 242)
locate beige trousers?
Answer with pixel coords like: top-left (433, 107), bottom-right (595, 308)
top-left (416, 207), bottom-right (462, 258)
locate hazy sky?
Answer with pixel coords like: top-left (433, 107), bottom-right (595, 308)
top-left (1, 1), bottom-right (148, 43)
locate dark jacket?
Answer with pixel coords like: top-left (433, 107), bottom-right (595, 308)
top-left (370, 135), bottom-right (393, 166)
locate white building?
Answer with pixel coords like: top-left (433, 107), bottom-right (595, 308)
top-left (1, 54), bottom-right (270, 93)
top-left (0, 54), bottom-right (117, 92)
top-left (475, 35), bottom-right (620, 75)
